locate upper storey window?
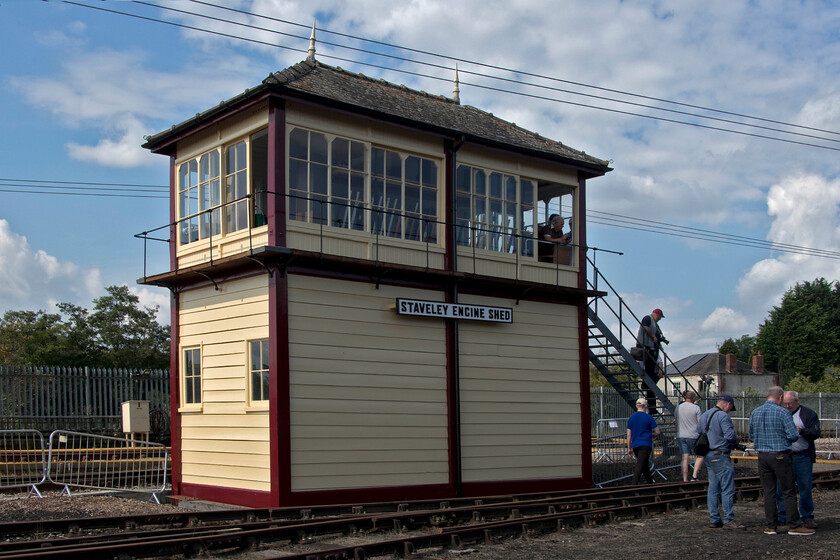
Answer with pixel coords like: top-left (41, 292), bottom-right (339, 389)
top-left (288, 127), bottom-right (438, 243)
top-left (455, 165), bottom-right (535, 257)
top-left (177, 129), bottom-right (268, 246)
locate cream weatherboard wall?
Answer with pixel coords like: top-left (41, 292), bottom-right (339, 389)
top-left (287, 275), bottom-right (449, 492)
top-left (458, 295), bottom-right (582, 483)
top-left (178, 275), bottom-right (271, 491)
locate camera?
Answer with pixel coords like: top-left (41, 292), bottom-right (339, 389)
top-left (734, 443), bottom-right (747, 452)
top-left (659, 336), bottom-right (669, 345)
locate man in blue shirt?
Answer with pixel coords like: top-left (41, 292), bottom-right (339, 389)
top-left (699, 394), bottom-right (744, 530)
top-left (749, 386), bottom-right (814, 536)
top-left (626, 397), bottom-right (660, 484)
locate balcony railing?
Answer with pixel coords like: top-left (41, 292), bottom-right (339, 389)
top-left (135, 190), bottom-right (582, 286)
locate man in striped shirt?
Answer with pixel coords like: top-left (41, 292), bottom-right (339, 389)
top-left (749, 386), bottom-right (814, 536)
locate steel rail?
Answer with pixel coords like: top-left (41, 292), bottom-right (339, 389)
top-left (2, 473), bottom-right (839, 559)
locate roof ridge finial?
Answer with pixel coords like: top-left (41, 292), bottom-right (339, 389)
top-left (453, 64), bottom-right (460, 104)
top-left (306, 20), bottom-right (316, 62)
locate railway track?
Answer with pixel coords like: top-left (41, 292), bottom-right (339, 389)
top-left (2, 471), bottom-right (839, 559)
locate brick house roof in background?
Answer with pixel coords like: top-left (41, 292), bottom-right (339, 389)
top-left (145, 60), bottom-right (611, 176)
top-left (671, 353), bottom-right (773, 376)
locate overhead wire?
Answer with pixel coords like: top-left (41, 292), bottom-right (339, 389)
top-left (64, 0), bottom-right (840, 152)
top-left (41, 1), bottom-right (840, 258)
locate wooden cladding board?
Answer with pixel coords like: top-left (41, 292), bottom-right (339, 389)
top-left (287, 275), bottom-right (449, 492)
top-left (178, 275), bottom-right (271, 491)
top-left (457, 295), bottom-right (582, 482)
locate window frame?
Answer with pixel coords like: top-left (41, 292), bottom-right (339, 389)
top-left (181, 346), bottom-right (203, 410)
top-left (175, 128), bottom-right (269, 248)
top-left (455, 163), bottom-right (536, 257)
top-left (247, 338), bottom-right (270, 409)
top-left (287, 125), bottom-right (440, 244)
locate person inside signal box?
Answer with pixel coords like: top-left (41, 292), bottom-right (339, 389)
top-left (538, 214), bottom-right (570, 262)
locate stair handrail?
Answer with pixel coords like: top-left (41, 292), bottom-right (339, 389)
top-left (586, 255), bottom-right (700, 403)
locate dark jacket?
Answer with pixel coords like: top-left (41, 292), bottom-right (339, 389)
top-left (795, 404), bottom-right (821, 463)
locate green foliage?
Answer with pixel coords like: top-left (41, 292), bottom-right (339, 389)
top-left (717, 334), bottom-right (756, 363)
top-left (784, 373), bottom-right (840, 393)
top-left (0, 286), bottom-right (169, 369)
top-left (756, 278), bottom-right (840, 384)
top-left (589, 364), bottom-right (612, 388)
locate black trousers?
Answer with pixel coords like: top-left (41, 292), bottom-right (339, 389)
top-left (642, 347), bottom-right (658, 412)
top-left (758, 451), bottom-right (800, 528)
top-left (632, 446), bottom-right (654, 484)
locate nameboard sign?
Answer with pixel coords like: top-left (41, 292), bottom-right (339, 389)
top-left (396, 298), bottom-right (513, 323)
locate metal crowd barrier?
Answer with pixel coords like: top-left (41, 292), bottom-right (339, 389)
top-left (46, 430), bottom-right (169, 503)
top-left (592, 418), bottom-right (682, 487)
top-left (0, 430), bottom-right (47, 497)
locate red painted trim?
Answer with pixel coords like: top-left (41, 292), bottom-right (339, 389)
top-left (445, 298), bottom-right (459, 496)
top-left (268, 100), bottom-right (287, 247)
top-left (578, 300), bottom-right (593, 486)
top-left (577, 175), bottom-right (592, 485)
top-left (444, 139), bottom-right (454, 271)
top-left (169, 291), bottom-right (181, 494)
top-left (270, 271), bottom-right (291, 506)
top-left (461, 477), bottom-right (589, 497)
top-left (177, 483), bottom-right (275, 508)
top-left (577, 176), bottom-right (587, 290)
top-left (287, 484), bottom-right (452, 507)
top-left (169, 156), bottom-right (177, 272)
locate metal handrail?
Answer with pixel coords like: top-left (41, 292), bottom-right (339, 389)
top-left (134, 190), bottom-right (582, 285)
top-left (586, 255), bottom-right (699, 401)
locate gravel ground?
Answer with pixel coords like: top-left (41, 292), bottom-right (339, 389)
top-left (2, 463), bottom-right (839, 560)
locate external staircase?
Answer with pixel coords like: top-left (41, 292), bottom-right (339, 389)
top-left (586, 256), bottom-right (700, 429)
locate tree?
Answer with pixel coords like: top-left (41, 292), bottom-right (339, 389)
top-left (717, 334), bottom-right (755, 363)
top-left (756, 278), bottom-right (840, 383)
top-left (0, 286), bottom-right (169, 369)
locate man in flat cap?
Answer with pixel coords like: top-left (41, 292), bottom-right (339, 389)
top-left (699, 394), bottom-right (745, 530)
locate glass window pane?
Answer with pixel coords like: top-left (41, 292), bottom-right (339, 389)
top-left (310, 132), bottom-right (328, 164)
top-left (505, 176), bottom-right (517, 201)
top-left (261, 340), bottom-right (269, 369)
top-left (188, 160), bottom-right (198, 187)
top-left (422, 159), bottom-right (437, 187)
top-left (200, 154), bottom-right (209, 183)
top-left (490, 172), bottom-right (502, 199)
top-left (311, 163), bottom-right (328, 195)
top-left (456, 164), bottom-right (470, 192)
top-left (226, 145), bottom-right (236, 176)
top-left (289, 159), bottom-right (308, 190)
top-left (250, 342), bottom-right (260, 370)
top-left (289, 128), bottom-right (308, 160)
top-left (405, 156), bottom-right (420, 184)
top-left (521, 179), bottom-right (534, 206)
top-left (422, 188), bottom-right (436, 217)
top-left (332, 137), bottom-right (349, 168)
top-left (405, 186), bottom-right (420, 214)
top-left (210, 150), bottom-right (220, 178)
top-left (251, 372), bottom-right (260, 402)
top-left (371, 177), bottom-right (384, 207)
top-left (261, 373), bottom-right (269, 402)
top-left (371, 147), bottom-right (384, 177)
top-left (331, 169), bottom-right (349, 200)
top-left (351, 141), bottom-right (365, 171)
top-left (386, 150), bottom-right (401, 179)
top-left (475, 170), bottom-right (486, 196)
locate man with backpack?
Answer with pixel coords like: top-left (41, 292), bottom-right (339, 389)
top-left (699, 394), bottom-right (745, 530)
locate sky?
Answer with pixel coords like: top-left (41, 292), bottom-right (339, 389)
top-left (1, 0), bottom-right (840, 363)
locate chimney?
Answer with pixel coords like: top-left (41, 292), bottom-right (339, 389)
top-left (725, 353), bottom-right (737, 373)
top-left (752, 350), bottom-right (765, 373)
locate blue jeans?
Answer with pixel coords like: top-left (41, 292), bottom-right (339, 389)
top-left (705, 452), bottom-right (735, 524)
top-left (776, 452), bottom-right (814, 523)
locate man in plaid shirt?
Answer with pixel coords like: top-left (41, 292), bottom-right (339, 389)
top-left (749, 386), bottom-right (814, 536)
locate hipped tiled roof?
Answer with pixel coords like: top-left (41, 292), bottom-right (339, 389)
top-left (145, 60), bottom-right (611, 175)
top-left (671, 353), bottom-right (771, 376)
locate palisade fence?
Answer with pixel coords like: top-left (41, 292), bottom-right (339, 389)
top-left (0, 366), bottom-right (169, 440)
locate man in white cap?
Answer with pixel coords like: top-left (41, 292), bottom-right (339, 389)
top-left (627, 396), bottom-right (661, 484)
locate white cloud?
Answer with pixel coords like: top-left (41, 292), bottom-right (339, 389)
top-left (130, 286), bottom-right (171, 325)
top-left (735, 173), bottom-right (840, 326)
top-left (0, 219), bottom-right (102, 314)
top-left (701, 307), bottom-right (750, 332)
top-left (67, 115), bottom-right (158, 167)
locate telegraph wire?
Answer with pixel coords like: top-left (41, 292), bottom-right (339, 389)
top-left (188, 0), bottom-right (840, 140)
top-left (0, 188), bottom-right (167, 199)
top-left (142, 0), bottom-right (840, 147)
top-left (64, 1), bottom-right (840, 152)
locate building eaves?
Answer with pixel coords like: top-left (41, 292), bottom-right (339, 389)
top-left (144, 60), bottom-right (612, 176)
